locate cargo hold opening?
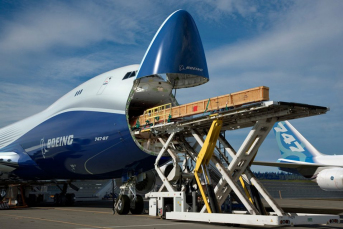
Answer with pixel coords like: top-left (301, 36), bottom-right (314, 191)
top-left (126, 74), bottom-right (178, 155)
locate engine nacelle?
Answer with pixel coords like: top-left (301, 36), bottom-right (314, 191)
top-left (317, 168), bottom-right (343, 191)
top-left (135, 170), bottom-right (156, 193)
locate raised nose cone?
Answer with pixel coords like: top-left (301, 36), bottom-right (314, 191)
top-left (136, 10), bottom-right (209, 89)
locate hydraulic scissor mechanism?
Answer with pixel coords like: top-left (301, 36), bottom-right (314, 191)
top-left (191, 118), bottom-right (281, 216)
top-left (124, 73), bottom-right (338, 224)
top-left (133, 99), bottom-right (339, 226)
top-left (144, 114), bottom-right (339, 225)
top-left (146, 118), bottom-right (280, 217)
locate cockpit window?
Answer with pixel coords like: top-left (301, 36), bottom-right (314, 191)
top-left (122, 71), bottom-right (137, 80)
top-left (123, 72), bottom-right (131, 80)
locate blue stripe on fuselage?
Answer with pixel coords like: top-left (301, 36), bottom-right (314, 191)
top-left (2, 111), bottom-right (157, 180)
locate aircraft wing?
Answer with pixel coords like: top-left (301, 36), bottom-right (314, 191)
top-left (252, 161), bottom-right (334, 169)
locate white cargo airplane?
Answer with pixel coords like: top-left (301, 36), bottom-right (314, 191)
top-left (254, 121), bottom-right (343, 191)
top-left (0, 9), bottom-right (209, 213)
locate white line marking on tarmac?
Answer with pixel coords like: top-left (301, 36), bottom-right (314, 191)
top-left (57, 208), bottom-right (112, 214)
top-left (0, 213), bottom-right (110, 229)
top-left (93, 223), bottom-right (193, 228)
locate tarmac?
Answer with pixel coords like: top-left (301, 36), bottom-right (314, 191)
top-left (0, 199), bottom-right (342, 229)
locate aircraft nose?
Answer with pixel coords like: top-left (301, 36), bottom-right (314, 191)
top-left (136, 9), bottom-right (209, 89)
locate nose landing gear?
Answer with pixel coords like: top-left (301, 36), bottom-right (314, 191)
top-left (115, 194), bottom-right (144, 215)
top-left (116, 195), bottom-right (130, 214)
top-left (115, 177), bottom-right (145, 215)
top-left (130, 195), bottom-right (144, 214)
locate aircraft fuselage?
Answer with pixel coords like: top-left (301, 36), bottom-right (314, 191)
top-left (0, 64), bottom-right (157, 180)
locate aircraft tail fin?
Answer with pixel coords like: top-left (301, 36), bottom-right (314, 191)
top-left (273, 121), bottom-right (322, 163)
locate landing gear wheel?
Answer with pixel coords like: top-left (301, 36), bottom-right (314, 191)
top-left (116, 195), bottom-right (130, 215)
top-left (53, 193), bottom-right (60, 205)
top-left (54, 193), bottom-right (66, 206)
top-left (27, 194), bottom-right (37, 206)
top-left (130, 195), bottom-right (144, 214)
top-left (66, 193), bottom-right (75, 206)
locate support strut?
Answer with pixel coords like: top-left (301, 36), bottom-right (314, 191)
top-left (193, 119), bottom-right (222, 213)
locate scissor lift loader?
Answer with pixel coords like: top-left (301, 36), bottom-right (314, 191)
top-left (143, 101), bottom-right (340, 227)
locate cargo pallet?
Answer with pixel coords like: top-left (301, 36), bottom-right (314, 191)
top-left (138, 95), bottom-right (340, 226)
top-left (137, 86), bottom-right (269, 128)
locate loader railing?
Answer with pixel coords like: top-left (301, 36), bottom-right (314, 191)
top-left (139, 103), bottom-right (172, 127)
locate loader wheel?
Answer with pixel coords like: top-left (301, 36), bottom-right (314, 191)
top-left (116, 195), bottom-right (130, 215)
top-left (130, 195), bottom-right (144, 214)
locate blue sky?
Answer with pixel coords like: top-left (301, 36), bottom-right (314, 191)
top-left (0, 0), bottom-right (342, 172)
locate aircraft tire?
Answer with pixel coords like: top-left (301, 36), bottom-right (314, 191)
top-left (53, 193), bottom-right (60, 206)
top-left (27, 194), bottom-right (37, 206)
top-left (54, 193), bottom-right (67, 206)
top-left (116, 195), bottom-right (130, 215)
top-left (66, 193), bottom-right (75, 206)
top-left (130, 195), bottom-right (144, 214)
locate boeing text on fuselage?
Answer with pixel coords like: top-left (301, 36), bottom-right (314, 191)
top-left (46, 135), bottom-right (74, 149)
top-left (40, 135), bottom-right (74, 158)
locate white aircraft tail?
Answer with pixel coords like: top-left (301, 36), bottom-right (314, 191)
top-left (273, 121), bottom-right (323, 163)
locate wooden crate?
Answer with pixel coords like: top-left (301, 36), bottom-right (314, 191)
top-left (137, 86), bottom-right (269, 126)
